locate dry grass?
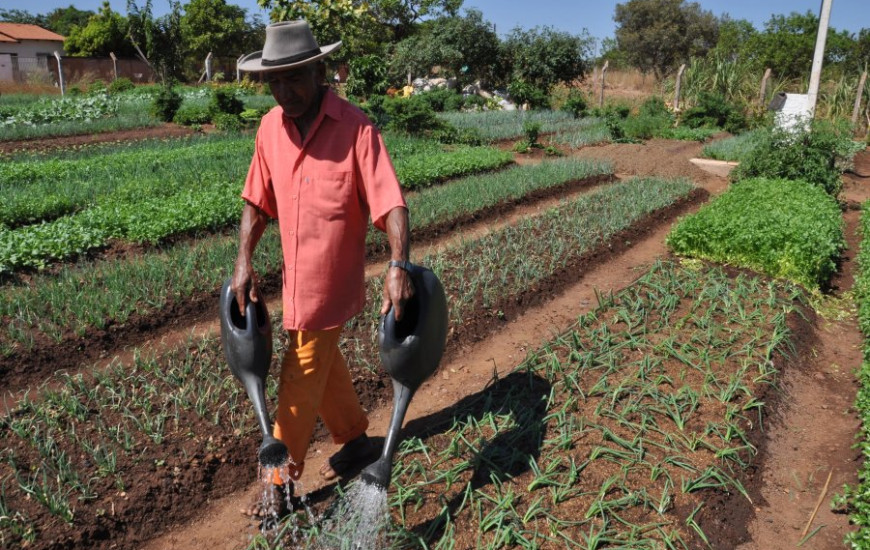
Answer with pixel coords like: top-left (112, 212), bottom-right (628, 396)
top-left (0, 82), bottom-right (61, 96)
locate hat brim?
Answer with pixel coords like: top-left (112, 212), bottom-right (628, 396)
top-left (238, 41), bottom-right (341, 73)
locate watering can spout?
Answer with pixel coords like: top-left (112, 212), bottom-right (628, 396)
top-left (219, 278), bottom-right (288, 468)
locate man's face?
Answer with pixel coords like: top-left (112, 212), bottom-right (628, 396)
top-left (265, 64), bottom-right (323, 118)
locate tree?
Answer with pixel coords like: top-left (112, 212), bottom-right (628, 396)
top-left (614, 0), bottom-right (718, 80)
top-left (0, 9), bottom-right (46, 26)
top-left (64, 1), bottom-right (136, 57)
top-left (389, 9), bottom-right (500, 85)
top-left (256, 0), bottom-right (463, 58)
top-left (0, 6), bottom-right (94, 37)
top-left (128, 0), bottom-right (186, 82)
top-left (713, 17), bottom-right (756, 60)
top-left (740, 11), bottom-right (856, 80)
top-left (45, 6), bottom-right (95, 36)
top-left (367, 0), bottom-right (462, 41)
top-left (181, 0), bottom-right (256, 70)
top-left (501, 26), bottom-right (593, 91)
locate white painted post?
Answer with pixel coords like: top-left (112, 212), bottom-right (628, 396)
top-left (109, 52), bottom-right (118, 80)
top-left (599, 60), bottom-right (608, 108)
top-left (205, 52), bottom-right (213, 82)
top-left (236, 54), bottom-right (244, 82)
top-left (853, 71), bottom-right (868, 126)
top-left (759, 68), bottom-right (772, 106)
top-left (673, 63), bottom-right (686, 111)
top-left (807, 0), bottom-right (833, 118)
top-left (53, 51), bottom-right (64, 96)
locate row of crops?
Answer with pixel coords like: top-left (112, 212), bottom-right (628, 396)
top-left (0, 133), bottom-right (514, 273)
top-left (0, 169), bottom-right (698, 548)
top-left (0, 156), bottom-right (612, 360)
top-left (844, 205), bottom-right (870, 547)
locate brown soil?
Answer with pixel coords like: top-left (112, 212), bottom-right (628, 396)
top-left (6, 131), bottom-right (869, 549)
top-left (0, 123), bottom-right (206, 155)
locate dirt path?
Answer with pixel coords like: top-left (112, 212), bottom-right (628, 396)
top-left (96, 142), bottom-right (870, 548)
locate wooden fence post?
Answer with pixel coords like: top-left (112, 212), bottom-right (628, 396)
top-left (673, 63), bottom-right (686, 111)
top-left (759, 68), bottom-right (772, 107)
top-left (109, 52), bottom-right (118, 80)
top-left (53, 51), bottom-right (65, 96)
top-left (205, 52), bottom-right (213, 82)
top-left (599, 60), bottom-right (608, 108)
top-left (236, 54), bottom-right (244, 82)
top-left (853, 70), bottom-right (868, 126)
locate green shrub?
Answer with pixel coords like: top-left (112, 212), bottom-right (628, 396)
top-left (507, 80), bottom-right (549, 110)
top-left (210, 87), bottom-right (244, 116)
top-left (150, 85), bottom-right (182, 122)
top-left (383, 95), bottom-right (444, 134)
top-left (462, 94), bottom-right (486, 111)
top-left (667, 177), bottom-right (844, 288)
top-left (639, 96), bottom-right (670, 118)
top-left (346, 54), bottom-right (389, 99)
top-left (622, 113), bottom-right (670, 141)
top-left (87, 80), bottom-right (108, 95)
top-left (428, 124), bottom-right (484, 145)
top-left (681, 92), bottom-right (746, 134)
top-left (561, 90), bottom-right (588, 118)
top-left (108, 77), bottom-right (135, 94)
top-left (240, 107), bottom-right (269, 125)
top-left (173, 104), bottom-right (212, 126)
top-left (213, 112), bottom-right (242, 133)
top-left (416, 88), bottom-right (464, 112)
top-left (523, 120), bottom-right (541, 145)
top-left (730, 123), bottom-right (860, 197)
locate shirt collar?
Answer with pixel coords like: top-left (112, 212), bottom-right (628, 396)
top-left (321, 87), bottom-right (343, 122)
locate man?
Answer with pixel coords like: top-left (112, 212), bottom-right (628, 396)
top-left (232, 20), bottom-right (413, 518)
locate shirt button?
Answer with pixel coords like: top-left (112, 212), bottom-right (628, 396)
top-left (291, 195), bottom-right (297, 200)
top-left (288, 230), bottom-right (295, 236)
top-left (304, 177), bottom-right (310, 183)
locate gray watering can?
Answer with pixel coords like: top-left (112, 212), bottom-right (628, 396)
top-left (219, 278), bottom-right (288, 468)
top-left (360, 263), bottom-right (448, 489)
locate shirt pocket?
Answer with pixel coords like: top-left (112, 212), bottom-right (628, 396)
top-left (306, 171), bottom-right (353, 221)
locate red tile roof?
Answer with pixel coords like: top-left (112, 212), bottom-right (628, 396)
top-left (0, 23), bottom-right (65, 43)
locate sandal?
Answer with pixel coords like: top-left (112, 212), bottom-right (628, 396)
top-left (319, 433), bottom-right (375, 481)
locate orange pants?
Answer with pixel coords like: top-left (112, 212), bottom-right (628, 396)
top-left (271, 327), bottom-right (369, 484)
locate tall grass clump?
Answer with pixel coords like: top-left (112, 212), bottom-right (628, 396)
top-left (667, 177), bottom-right (844, 289)
top-left (730, 122), bottom-right (864, 197)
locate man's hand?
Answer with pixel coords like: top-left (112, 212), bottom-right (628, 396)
top-left (231, 261), bottom-right (261, 316)
top-left (381, 266), bottom-right (414, 320)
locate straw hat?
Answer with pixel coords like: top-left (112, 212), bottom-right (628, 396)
top-left (238, 20), bottom-right (341, 73)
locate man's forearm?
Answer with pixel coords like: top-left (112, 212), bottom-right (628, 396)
top-left (385, 207), bottom-right (410, 262)
top-left (237, 202), bottom-right (268, 266)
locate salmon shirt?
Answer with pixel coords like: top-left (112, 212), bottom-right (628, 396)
top-left (242, 89), bottom-right (407, 330)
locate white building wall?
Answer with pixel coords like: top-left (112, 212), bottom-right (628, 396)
top-left (0, 40), bottom-right (65, 58)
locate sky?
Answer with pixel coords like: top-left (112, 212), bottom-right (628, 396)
top-left (2, 0), bottom-right (867, 44)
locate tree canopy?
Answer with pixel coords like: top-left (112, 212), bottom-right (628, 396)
top-left (501, 26), bottom-right (593, 91)
top-left (389, 9), bottom-right (500, 85)
top-left (64, 1), bottom-right (137, 57)
top-left (741, 11), bottom-right (857, 80)
top-left (614, 0), bottom-right (718, 79)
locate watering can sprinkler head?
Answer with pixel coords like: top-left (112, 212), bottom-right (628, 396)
top-left (219, 278), bottom-right (288, 468)
top-left (361, 264), bottom-right (448, 489)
